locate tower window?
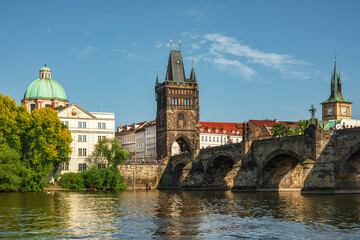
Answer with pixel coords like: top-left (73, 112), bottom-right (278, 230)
top-left (178, 113), bottom-right (184, 128)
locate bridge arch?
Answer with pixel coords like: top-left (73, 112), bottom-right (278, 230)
top-left (203, 152), bottom-right (236, 189)
top-left (335, 143), bottom-right (360, 191)
top-left (170, 135), bottom-right (192, 156)
top-left (258, 150), bottom-right (306, 191)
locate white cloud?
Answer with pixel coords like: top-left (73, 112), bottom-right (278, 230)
top-left (155, 42), bottom-right (163, 49)
top-left (177, 9), bottom-right (207, 21)
top-left (204, 33), bottom-right (307, 69)
top-left (204, 57), bottom-right (255, 78)
top-left (191, 43), bottom-right (201, 50)
top-left (181, 32), bottom-right (309, 79)
top-left (75, 46), bottom-right (94, 61)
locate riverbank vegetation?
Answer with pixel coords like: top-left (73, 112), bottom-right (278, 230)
top-left (58, 167), bottom-right (126, 190)
top-left (58, 138), bottom-right (129, 190)
top-left (0, 94), bottom-right (72, 191)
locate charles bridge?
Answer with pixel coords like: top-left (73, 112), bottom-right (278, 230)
top-left (119, 125), bottom-right (360, 193)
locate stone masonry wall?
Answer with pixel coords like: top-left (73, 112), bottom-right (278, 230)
top-left (118, 164), bottom-right (164, 190)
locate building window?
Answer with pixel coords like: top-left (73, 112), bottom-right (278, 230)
top-left (61, 121), bottom-right (69, 126)
top-left (61, 163), bottom-right (69, 171)
top-left (205, 136), bottom-right (207, 142)
top-left (98, 163), bottom-right (106, 169)
top-left (78, 163), bottom-right (87, 171)
top-left (201, 136), bottom-right (204, 141)
top-left (217, 137), bottom-right (219, 142)
top-left (98, 122), bottom-right (106, 129)
top-left (30, 104), bottom-right (36, 112)
top-left (78, 121), bottom-right (87, 128)
top-left (78, 148), bottom-right (87, 156)
top-left (78, 135), bottom-right (87, 142)
top-left (98, 136), bottom-right (106, 141)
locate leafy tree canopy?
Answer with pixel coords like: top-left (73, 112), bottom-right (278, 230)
top-left (0, 94), bottom-right (73, 191)
top-left (93, 138), bottom-right (129, 168)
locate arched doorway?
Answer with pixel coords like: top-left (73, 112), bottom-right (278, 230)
top-left (258, 153), bottom-right (304, 191)
top-left (336, 148), bottom-right (360, 191)
top-left (171, 137), bottom-right (191, 156)
top-left (204, 155), bottom-right (235, 189)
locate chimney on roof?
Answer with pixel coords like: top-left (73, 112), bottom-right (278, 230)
top-left (274, 119), bottom-right (278, 122)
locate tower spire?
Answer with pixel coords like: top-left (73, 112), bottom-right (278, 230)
top-left (190, 58), bottom-right (197, 82)
top-left (156, 69), bottom-right (159, 85)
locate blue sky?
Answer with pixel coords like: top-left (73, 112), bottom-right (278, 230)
top-left (1, 0), bottom-right (360, 126)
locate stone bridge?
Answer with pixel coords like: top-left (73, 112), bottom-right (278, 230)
top-left (157, 125), bottom-right (360, 193)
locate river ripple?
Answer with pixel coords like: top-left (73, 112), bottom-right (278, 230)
top-left (0, 191), bottom-right (359, 239)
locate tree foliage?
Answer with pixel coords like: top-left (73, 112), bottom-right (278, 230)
top-left (272, 123), bottom-right (291, 137)
top-left (59, 167), bottom-right (126, 190)
top-left (0, 93), bottom-right (72, 191)
top-left (93, 138), bottom-right (129, 168)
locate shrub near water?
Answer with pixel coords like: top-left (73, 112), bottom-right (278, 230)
top-left (58, 172), bottom-right (85, 189)
top-left (59, 167), bottom-right (126, 190)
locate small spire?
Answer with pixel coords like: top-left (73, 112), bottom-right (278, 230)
top-left (44, 60), bottom-right (47, 67)
top-left (179, 40), bottom-right (181, 51)
top-left (156, 69), bottom-right (159, 85)
top-left (190, 59), bottom-right (197, 82)
top-left (170, 40), bottom-right (172, 50)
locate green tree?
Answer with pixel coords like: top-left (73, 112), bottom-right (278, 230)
top-left (0, 94), bottom-right (25, 152)
top-left (272, 123), bottom-right (291, 137)
top-left (93, 138), bottom-right (129, 168)
top-left (293, 120), bottom-right (308, 135)
top-left (0, 148), bottom-right (28, 191)
top-left (21, 107), bottom-right (72, 190)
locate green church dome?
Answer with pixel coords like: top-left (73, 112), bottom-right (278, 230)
top-left (24, 78), bottom-right (67, 100)
top-left (24, 65), bottom-right (67, 101)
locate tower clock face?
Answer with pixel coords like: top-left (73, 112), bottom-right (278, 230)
top-left (327, 108), bottom-right (333, 115)
top-left (341, 108), bottom-right (346, 115)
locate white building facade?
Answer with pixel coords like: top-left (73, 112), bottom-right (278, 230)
top-left (57, 104), bottom-right (115, 173)
top-left (117, 121), bottom-right (243, 161)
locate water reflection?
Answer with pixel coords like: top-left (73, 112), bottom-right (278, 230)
top-left (0, 191), bottom-right (359, 239)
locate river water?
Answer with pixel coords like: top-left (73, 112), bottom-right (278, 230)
top-left (0, 190), bottom-right (359, 239)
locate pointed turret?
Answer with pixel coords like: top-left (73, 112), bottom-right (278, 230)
top-left (165, 50), bottom-right (186, 82)
top-left (323, 57), bottom-right (350, 103)
top-left (190, 66), bottom-right (197, 82)
top-left (155, 69), bottom-right (159, 86)
top-left (321, 57), bottom-right (352, 121)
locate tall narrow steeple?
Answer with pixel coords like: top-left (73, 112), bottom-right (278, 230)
top-left (155, 69), bottom-right (159, 86)
top-left (189, 63), bottom-right (197, 82)
top-left (321, 56), bottom-right (352, 121)
top-left (324, 57), bottom-right (349, 103)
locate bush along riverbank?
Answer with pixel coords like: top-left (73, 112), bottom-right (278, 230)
top-left (58, 167), bottom-right (126, 190)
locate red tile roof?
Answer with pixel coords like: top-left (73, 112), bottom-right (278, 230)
top-left (249, 120), bottom-right (297, 128)
top-left (199, 121), bottom-right (243, 135)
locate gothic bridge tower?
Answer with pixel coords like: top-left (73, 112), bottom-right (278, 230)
top-left (321, 58), bottom-right (352, 121)
top-left (155, 50), bottom-right (200, 160)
